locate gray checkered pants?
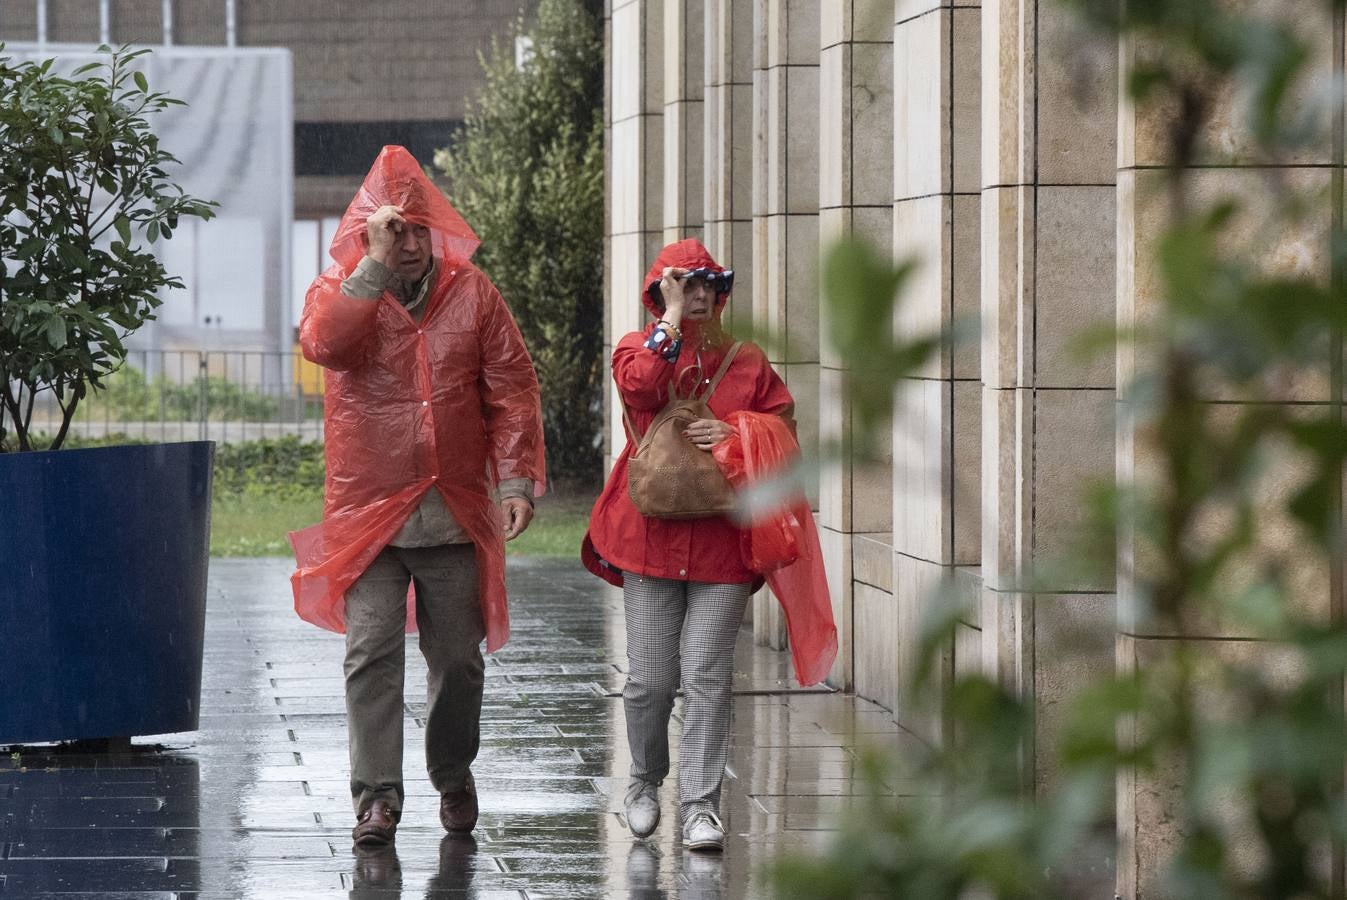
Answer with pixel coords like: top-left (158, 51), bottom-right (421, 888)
top-left (622, 573), bottom-right (752, 818)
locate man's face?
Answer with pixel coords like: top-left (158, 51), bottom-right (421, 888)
top-left (393, 222), bottom-right (433, 279)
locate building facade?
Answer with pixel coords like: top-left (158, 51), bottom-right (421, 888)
top-left (0, 0), bottom-right (530, 346)
top-left (605, 1), bottom-right (1337, 894)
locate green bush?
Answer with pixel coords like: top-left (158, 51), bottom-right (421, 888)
top-left (211, 436), bottom-right (325, 500)
top-left (435, 0), bottom-right (604, 489)
top-left (0, 44), bottom-right (216, 451)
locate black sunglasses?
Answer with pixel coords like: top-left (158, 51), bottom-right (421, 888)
top-left (681, 267), bottom-right (734, 293)
top-left (649, 267), bottom-right (735, 301)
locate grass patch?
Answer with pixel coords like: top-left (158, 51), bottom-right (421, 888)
top-left (210, 489), bottom-right (596, 559)
top-left (507, 491), bottom-right (595, 558)
top-left (211, 492), bottom-right (323, 557)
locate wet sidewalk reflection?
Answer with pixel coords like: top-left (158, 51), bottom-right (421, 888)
top-left (0, 557), bottom-right (913, 897)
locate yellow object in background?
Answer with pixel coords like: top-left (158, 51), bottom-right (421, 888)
top-left (292, 344), bottom-right (325, 395)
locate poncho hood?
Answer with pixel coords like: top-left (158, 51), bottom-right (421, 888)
top-left (327, 144), bottom-right (480, 272)
top-left (641, 238), bottom-right (730, 321)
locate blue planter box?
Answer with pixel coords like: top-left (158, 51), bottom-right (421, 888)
top-left (0, 441), bottom-right (213, 745)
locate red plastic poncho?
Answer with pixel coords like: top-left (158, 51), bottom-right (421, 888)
top-left (289, 145), bottom-right (546, 652)
top-left (713, 411), bottom-right (837, 686)
top-left (582, 239), bottom-right (795, 588)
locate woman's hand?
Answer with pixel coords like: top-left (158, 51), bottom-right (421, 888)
top-left (683, 418), bottom-right (734, 451)
top-left (659, 266), bottom-right (688, 321)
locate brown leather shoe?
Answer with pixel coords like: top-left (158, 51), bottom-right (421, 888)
top-left (439, 772), bottom-right (479, 833)
top-left (353, 799), bottom-right (398, 846)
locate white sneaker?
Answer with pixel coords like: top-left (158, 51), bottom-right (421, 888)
top-left (682, 811), bottom-right (725, 852)
top-left (625, 778), bottom-right (660, 838)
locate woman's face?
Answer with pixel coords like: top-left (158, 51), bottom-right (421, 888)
top-left (681, 276), bottom-right (716, 322)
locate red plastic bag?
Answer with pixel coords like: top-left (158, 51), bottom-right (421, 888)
top-left (713, 412), bottom-right (802, 571)
top-left (714, 411), bottom-right (837, 686)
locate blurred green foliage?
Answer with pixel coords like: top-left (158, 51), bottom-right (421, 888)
top-left (435, 0), bottom-right (604, 489)
top-left (773, 1), bottom-right (1347, 897)
top-left (88, 365), bottom-right (284, 423)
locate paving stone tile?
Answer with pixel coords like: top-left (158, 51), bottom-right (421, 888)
top-left (0, 557), bottom-right (910, 897)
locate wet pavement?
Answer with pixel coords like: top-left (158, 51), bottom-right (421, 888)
top-left (1, 557), bottom-right (912, 898)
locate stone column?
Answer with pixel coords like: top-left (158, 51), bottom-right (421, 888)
top-left (606, 0), bottom-right (664, 468)
top-left (663, 0), bottom-right (704, 244)
top-left (887, 0), bottom-right (981, 739)
top-left (1113, 8), bottom-right (1340, 897)
top-left (979, 0), bottom-right (1117, 889)
top-left (816, 1), bottom-right (895, 695)
top-left (703, 0), bottom-right (753, 299)
top-left (750, 0), bottom-right (820, 651)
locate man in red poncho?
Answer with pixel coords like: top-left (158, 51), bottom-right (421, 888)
top-left (289, 146), bottom-right (546, 847)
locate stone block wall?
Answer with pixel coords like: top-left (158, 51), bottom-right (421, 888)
top-left (599, 1), bottom-right (1337, 890)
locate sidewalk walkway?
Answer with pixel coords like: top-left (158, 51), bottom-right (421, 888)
top-left (1, 558), bottom-right (911, 898)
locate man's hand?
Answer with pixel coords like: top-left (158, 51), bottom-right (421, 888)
top-left (659, 266), bottom-right (688, 320)
top-left (683, 418), bottom-right (734, 451)
top-left (501, 497), bottom-right (534, 541)
top-left (365, 205), bottom-right (407, 266)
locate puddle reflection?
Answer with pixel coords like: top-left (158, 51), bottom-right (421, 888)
top-left (349, 845), bottom-right (401, 896)
top-left (426, 834), bottom-right (477, 896)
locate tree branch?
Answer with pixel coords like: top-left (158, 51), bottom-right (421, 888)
top-left (0, 379), bottom-right (32, 452)
top-left (21, 378), bottom-right (35, 436)
top-left (50, 381), bottom-right (80, 450)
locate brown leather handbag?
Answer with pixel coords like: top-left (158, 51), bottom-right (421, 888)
top-left (623, 342), bottom-right (743, 520)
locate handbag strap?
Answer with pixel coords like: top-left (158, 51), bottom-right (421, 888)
top-left (621, 401), bottom-right (641, 444)
top-left (697, 341), bottom-right (742, 402)
top-left (621, 340), bottom-right (744, 444)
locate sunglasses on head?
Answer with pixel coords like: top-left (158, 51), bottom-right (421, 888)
top-left (683, 267), bottom-right (733, 293)
top-left (663, 267), bottom-right (733, 292)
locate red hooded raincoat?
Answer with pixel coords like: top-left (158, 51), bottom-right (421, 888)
top-left (290, 146), bottom-right (546, 652)
top-left (582, 239), bottom-right (836, 684)
top-left (582, 239), bottom-right (792, 586)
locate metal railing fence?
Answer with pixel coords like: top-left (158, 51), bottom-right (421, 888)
top-left (22, 349), bottom-right (326, 445)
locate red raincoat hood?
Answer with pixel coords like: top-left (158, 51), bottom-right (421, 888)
top-left (641, 238), bottom-right (730, 319)
top-left (328, 145), bottom-right (480, 271)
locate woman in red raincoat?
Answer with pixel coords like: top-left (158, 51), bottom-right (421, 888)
top-left (289, 146), bottom-right (545, 847)
top-left (583, 238), bottom-right (834, 853)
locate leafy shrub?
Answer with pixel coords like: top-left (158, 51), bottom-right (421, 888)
top-left (211, 436), bottom-right (324, 500)
top-left (0, 44), bottom-right (216, 451)
top-left (435, 0), bottom-right (604, 489)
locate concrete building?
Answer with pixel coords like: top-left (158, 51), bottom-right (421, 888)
top-left (0, 0), bottom-right (529, 345)
top-left (605, 1), bottom-right (1333, 894)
